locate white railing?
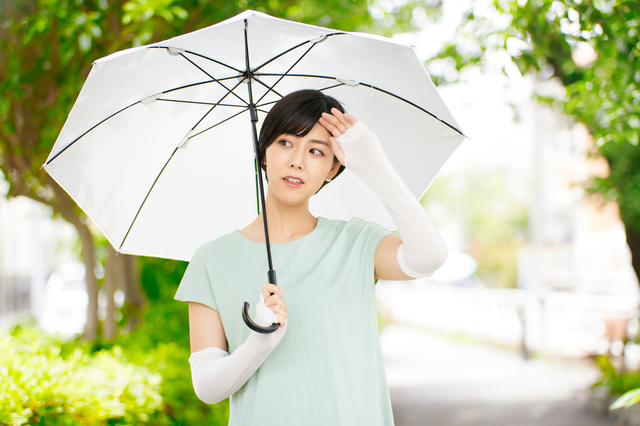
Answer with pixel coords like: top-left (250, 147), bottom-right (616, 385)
top-left (377, 281), bottom-right (640, 357)
top-left (0, 275), bottom-right (32, 329)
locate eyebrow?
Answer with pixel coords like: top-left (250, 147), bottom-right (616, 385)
top-left (310, 139), bottom-right (330, 147)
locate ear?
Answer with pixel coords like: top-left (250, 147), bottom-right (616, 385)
top-left (327, 157), bottom-right (341, 180)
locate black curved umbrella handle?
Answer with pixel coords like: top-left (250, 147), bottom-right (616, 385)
top-left (242, 269), bottom-right (280, 334)
top-left (242, 301), bottom-right (280, 334)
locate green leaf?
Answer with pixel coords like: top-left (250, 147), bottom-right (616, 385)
top-left (611, 388), bottom-right (640, 410)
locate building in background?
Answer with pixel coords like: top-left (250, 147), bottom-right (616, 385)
top-left (0, 178), bottom-right (79, 331)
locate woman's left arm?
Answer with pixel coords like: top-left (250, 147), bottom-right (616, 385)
top-left (319, 109), bottom-right (448, 281)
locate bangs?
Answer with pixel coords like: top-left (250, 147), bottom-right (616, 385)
top-left (274, 101), bottom-right (327, 138)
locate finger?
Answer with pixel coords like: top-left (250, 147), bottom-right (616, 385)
top-left (343, 112), bottom-right (358, 126)
top-left (328, 136), bottom-right (346, 166)
top-left (324, 110), bottom-right (348, 134)
top-left (265, 294), bottom-right (287, 312)
top-left (269, 303), bottom-right (287, 319)
top-left (275, 313), bottom-right (287, 327)
top-left (330, 108), bottom-right (353, 131)
top-left (318, 115), bottom-right (342, 138)
top-left (262, 283), bottom-right (281, 298)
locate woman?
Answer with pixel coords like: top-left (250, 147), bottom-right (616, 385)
top-left (174, 90), bottom-right (447, 425)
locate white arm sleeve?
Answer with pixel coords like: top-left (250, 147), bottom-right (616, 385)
top-left (189, 295), bottom-right (286, 404)
top-left (336, 122), bottom-right (448, 278)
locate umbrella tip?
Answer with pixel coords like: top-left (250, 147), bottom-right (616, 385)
top-left (141, 93), bottom-right (163, 105)
top-left (167, 47), bottom-right (185, 56)
top-left (310, 34), bottom-right (328, 44)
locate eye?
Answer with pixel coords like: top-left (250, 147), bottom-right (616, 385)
top-left (278, 139), bottom-right (292, 147)
top-left (310, 148), bottom-right (324, 156)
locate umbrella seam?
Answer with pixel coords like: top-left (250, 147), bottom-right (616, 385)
top-left (149, 46), bottom-right (244, 74)
top-left (252, 32), bottom-right (346, 72)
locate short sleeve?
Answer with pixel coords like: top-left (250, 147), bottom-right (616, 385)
top-left (362, 220), bottom-right (392, 260)
top-left (174, 247), bottom-right (218, 311)
top-left (345, 217), bottom-right (392, 264)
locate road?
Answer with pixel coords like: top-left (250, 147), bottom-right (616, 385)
top-left (381, 324), bottom-right (615, 426)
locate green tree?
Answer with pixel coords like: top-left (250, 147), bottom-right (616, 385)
top-left (0, 0), bottom-right (434, 340)
top-left (431, 0), bottom-right (640, 282)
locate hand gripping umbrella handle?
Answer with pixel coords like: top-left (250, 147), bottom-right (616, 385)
top-left (242, 270), bottom-right (280, 334)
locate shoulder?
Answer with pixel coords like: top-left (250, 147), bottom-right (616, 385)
top-left (189, 230), bottom-right (242, 262)
top-left (319, 216), bottom-right (390, 240)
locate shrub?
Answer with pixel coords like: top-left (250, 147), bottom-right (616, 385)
top-left (98, 299), bottom-right (230, 425)
top-left (0, 326), bottom-right (163, 425)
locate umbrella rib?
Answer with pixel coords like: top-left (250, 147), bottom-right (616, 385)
top-left (190, 80), bottom-right (250, 130)
top-left (161, 76), bottom-right (242, 96)
top-left (255, 99), bottom-right (280, 109)
top-left (316, 82), bottom-right (346, 92)
top-left (253, 32), bottom-right (345, 72)
top-left (118, 147), bottom-right (180, 252)
top-left (189, 108), bottom-right (248, 139)
top-left (177, 52), bottom-right (249, 106)
top-left (361, 83), bottom-right (467, 137)
top-left (252, 76), bottom-right (284, 99)
top-left (150, 46), bottom-right (244, 74)
top-left (253, 72), bottom-right (335, 80)
top-left (158, 99), bottom-right (246, 107)
top-left (45, 103), bottom-right (136, 166)
top-left (254, 43), bottom-right (319, 106)
top-left (256, 73), bottom-right (467, 137)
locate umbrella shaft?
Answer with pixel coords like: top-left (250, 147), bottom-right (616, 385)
top-left (245, 18), bottom-right (276, 284)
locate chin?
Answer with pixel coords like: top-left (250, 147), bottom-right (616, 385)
top-left (269, 185), bottom-right (317, 207)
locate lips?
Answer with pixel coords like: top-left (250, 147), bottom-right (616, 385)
top-left (283, 176), bottom-right (304, 187)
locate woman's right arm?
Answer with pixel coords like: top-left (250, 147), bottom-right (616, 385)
top-left (187, 283), bottom-right (287, 404)
top-left (189, 301), bottom-right (228, 353)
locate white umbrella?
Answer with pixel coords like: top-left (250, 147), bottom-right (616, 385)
top-left (44, 10), bottom-right (465, 331)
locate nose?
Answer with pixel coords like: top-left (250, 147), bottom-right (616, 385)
top-left (289, 147), bottom-right (305, 170)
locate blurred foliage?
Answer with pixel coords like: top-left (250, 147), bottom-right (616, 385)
top-left (0, 325), bottom-right (162, 425)
top-left (3, 294), bottom-right (230, 424)
top-left (429, 0), bottom-right (640, 280)
top-left (109, 257), bottom-right (229, 425)
top-left (594, 354), bottom-right (640, 397)
top-left (422, 170), bottom-right (528, 288)
top-left (138, 256), bottom-right (188, 302)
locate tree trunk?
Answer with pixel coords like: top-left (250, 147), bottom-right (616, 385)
top-left (102, 246), bottom-right (119, 340)
top-left (76, 222), bottom-right (99, 341)
top-left (626, 224), bottom-right (640, 287)
top-left (122, 254), bottom-right (145, 333)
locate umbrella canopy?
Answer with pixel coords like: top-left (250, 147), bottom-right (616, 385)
top-left (44, 10), bottom-right (465, 262)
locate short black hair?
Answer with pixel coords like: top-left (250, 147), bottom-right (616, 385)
top-left (258, 89), bottom-right (346, 193)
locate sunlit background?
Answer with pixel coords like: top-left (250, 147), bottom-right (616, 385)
top-left (1, 0), bottom-right (639, 424)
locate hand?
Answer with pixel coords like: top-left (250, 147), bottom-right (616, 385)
top-left (262, 283), bottom-right (287, 326)
top-left (318, 107), bottom-right (358, 167)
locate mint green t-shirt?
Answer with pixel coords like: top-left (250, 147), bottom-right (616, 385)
top-left (174, 216), bottom-right (393, 426)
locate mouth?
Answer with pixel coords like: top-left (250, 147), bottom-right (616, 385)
top-left (283, 177), bottom-right (304, 187)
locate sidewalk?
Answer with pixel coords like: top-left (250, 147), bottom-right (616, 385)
top-left (381, 324), bottom-right (615, 426)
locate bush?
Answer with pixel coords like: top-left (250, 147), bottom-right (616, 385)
top-left (0, 326), bottom-right (163, 425)
top-left (106, 300), bottom-right (230, 425)
top-left (594, 355), bottom-right (640, 396)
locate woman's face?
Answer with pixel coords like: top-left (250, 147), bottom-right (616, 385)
top-left (264, 122), bottom-right (340, 207)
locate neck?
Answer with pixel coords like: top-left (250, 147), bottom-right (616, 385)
top-left (242, 187), bottom-right (317, 243)
top-left (261, 190), bottom-right (316, 243)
